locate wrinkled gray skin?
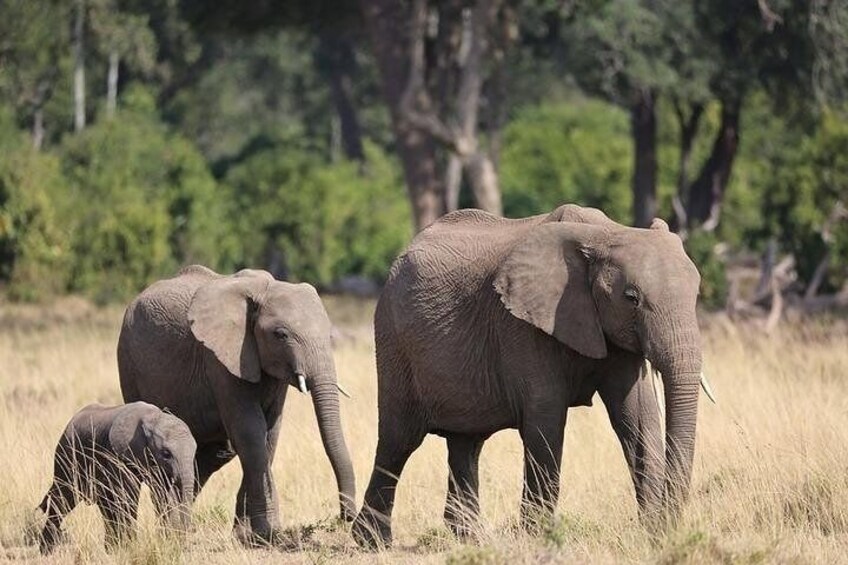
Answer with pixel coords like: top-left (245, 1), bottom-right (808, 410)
top-left (352, 204), bottom-right (703, 547)
top-left (118, 266), bottom-right (355, 545)
top-left (38, 401), bottom-right (196, 553)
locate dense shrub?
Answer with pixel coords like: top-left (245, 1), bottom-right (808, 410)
top-left (499, 99), bottom-right (633, 222)
top-left (225, 142), bottom-right (410, 286)
top-left (0, 108), bottom-right (73, 301)
top-left (60, 87), bottom-right (237, 302)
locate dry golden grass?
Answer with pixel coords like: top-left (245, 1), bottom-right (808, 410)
top-left (1, 296), bottom-right (848, 563)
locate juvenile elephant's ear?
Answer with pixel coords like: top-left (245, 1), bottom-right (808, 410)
top-left (494, 223), bottom-right (608, 359)
top-left (187, 271), bottom-right (273, 382)
top-left (110, 405), bottom-right (154, 464)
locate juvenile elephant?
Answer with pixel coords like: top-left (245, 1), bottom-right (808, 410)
top-left (38, 402), bottom-right (196, 553)
top-left (118, 265), bottom-right (355, 545)
top-left (353, 204), bottom-right (712, 547)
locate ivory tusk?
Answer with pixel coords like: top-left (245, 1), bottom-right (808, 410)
top-left (336, 382), bottom-right (352, 399)
top-left (297, 374), bottom-right (309, 394)
top-left (700, 372), bottom-right (717, 404)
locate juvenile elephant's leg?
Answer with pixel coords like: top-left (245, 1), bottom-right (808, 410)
top-left (444, 433), bottom-right (486, 538)
top-left (195, 440), bottom-right (236, 494)
top-left (261, 407), bottom-right (284, 531)
top-left (597, 355), bottom-right (664, 526)
top-left (38, 480), bottom-right (77, 554)
top-left (233, 410), bottom-right (284, 535)
top-left (519, 410), bottom-right (567, 530)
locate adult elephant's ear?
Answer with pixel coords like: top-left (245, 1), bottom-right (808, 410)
top-left (494, 222), bottom-right (608, 359)
top-left (188, 271), bottom-right (273, 382)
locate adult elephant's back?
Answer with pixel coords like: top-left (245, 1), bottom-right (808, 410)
top-left (118, 265), bottom-right (220, 438)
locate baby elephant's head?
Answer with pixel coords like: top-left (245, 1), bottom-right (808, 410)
top-left (109, 402), bottom-right (197, 531)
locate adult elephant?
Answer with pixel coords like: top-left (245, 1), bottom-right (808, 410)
top-left (118, 265), bottom-right (355, 545)
top-left (352, 204), bottom-right (713, 547)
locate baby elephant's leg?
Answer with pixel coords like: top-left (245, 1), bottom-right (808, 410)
top-left (97, 475), bottom-right (141, 549)
top-left (38, 480), bottom-right (77, 554)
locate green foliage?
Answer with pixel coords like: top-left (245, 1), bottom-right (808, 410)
top-left (225, 142), bottom-right (410, 287)
top-left (60, 86), bottom-right (237, 301)
top-left (684, 231), bottom-right (728, 311)
top-left (0, 108), bottom-right (72, 301)
top-left (760, 110), bottom-right (848, 291)
top-left (499, 100), bottom-right (632, 222)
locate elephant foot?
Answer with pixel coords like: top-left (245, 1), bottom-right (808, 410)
top-left (234, 521), bottom-right (308, 551)
top-left (351, 509), bottom-right (391, 550)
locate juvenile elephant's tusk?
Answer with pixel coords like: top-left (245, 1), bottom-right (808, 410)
top-left (297, 374), bottom-right (309, 394)
top-left (336, 382), bottom-right (352, 399)
top-left (700, 372), bottom-right (717, 404)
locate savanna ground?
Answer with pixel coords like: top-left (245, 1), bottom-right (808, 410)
top-left (1, 296), bottom-right (847, 564)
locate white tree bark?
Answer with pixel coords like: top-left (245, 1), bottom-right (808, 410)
top-left (73, 0), bottom-right (86, 132)
top-left (106, 50), bottom-right (119, 118)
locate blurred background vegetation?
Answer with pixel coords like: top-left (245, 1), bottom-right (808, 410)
top-left (0, 0), bottom-right (846, 309)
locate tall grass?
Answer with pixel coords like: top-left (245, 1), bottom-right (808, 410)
top-left (1, 297), bottom-right (846, 563)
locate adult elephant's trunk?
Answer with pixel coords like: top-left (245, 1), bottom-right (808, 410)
top-left (661, 372), bottom-right (700, 521)
top-left (310, 376), bottom-right (357, 521)
top-left (653, 323), bottom-right (702, 525)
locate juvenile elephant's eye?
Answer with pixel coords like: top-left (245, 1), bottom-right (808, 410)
top-left (273, 328), bottom-right (288, 340)
top-left (160, 448), bottom-right (172, 460)
top-left (624, 288), bottom-right (640, 306)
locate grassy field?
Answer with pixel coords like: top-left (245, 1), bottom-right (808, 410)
top-left (1, 296), bottom-right (847, 564)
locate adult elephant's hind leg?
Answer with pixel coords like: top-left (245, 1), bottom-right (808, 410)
top-left (352, 347), bottom-right (426, 549)
top-left (520, 410), bottom-right (567, 531)
top-left (444, 433), bottom-right (486, 538)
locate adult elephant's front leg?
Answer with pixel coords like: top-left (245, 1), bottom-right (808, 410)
top-left (519, 406), bottom-right (568, 530)
top-left (596, 354), bottom-right (664, 527)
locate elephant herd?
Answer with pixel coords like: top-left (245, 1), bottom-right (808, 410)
top-left (35, 204), bottom-right (714, 553)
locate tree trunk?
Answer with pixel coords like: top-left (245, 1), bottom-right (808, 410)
top-left (73, 0), bottom-right (86, 132)
top-left (466, 152), bottom-right (501, 214)
top-left (445, 154), bottom-right (463, 212)
top-left (106, 50), bottom-right (119, 119)
top-left (317, 34), bottom-right (365, 162)
top-left (631, 89), bottom-right (657, 228)
top-left (360, 0), bottom-right (446, 231)
top-left (670, 101), bottom-right (704, 233)
top-left (455, 0), bottom-right (502, 215)
top-left (685, 99), bottom-right (741, 231)
top-left (32, 108), bottom-right (44, 150)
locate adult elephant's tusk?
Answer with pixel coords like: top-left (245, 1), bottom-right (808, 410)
top-left (336, 382), bottom-right (352, 399)
top-left (700, 372), bottom-right (717, 404)
top-left (298, 374), bottom-right (309, 394)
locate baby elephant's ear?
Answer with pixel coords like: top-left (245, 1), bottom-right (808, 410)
top-left (109, 406), bottom-right (152, 464)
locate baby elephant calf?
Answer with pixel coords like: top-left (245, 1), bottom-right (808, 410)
top-left (37, 402), bottom-right (197, 553)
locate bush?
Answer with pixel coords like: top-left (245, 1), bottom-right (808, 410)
top-left (685, 230), bottom-right (728, 310)
top-left (60, 87), bottom-right (237, 302)
top-left (499, 99), bottom-right (633, 222)
top-left (0, 107), bottom-right (73, 301)
top-left (225, 142), bottom-right (410, 286)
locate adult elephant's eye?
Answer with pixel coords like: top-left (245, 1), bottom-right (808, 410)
top-left (273, 328), bottom-right (288, 340)
top-left (624, 287), bottom-right (640, 306)
top-left (161, 448), bottom-right (172, 460)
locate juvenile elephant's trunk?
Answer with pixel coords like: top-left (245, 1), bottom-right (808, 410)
top-left (310, 376), bottom-right (357, 521)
